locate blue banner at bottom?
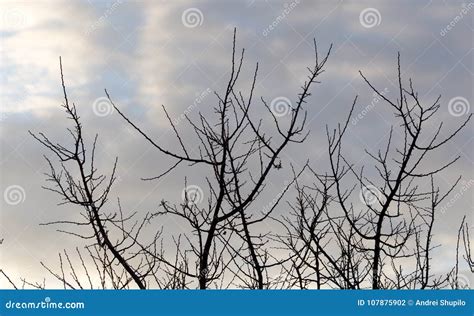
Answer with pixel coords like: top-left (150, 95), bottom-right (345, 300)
top-left (0, 290), bottom-right (472, 316)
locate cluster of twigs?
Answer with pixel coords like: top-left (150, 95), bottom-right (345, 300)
top-left (2, 29), bottom-right (471, 289)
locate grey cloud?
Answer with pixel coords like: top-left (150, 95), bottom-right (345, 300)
top-left (0, 0), bottom-right (472, 287)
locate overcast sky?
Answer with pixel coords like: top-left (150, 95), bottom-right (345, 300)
top-left (0, 0), bottom-right (472, 288)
